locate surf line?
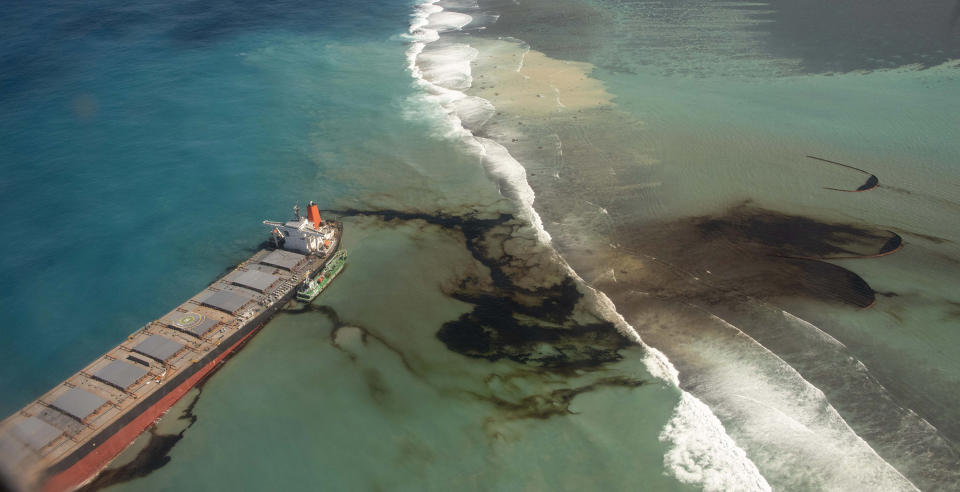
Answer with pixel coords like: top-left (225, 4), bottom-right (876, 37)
top-left (806, 155), bottom-right (879, 192)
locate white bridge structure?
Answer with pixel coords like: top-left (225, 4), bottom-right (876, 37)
top-left (263, 201), bottom-right (337, 255)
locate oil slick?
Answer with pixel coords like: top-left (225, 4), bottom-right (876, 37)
top-left (611, 202), bottom-right (902, 309)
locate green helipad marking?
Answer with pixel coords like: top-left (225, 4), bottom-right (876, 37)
top-left (176, 313), bottom-right (202, 327)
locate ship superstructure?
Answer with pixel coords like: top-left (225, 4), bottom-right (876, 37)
top-left (0, 203), bottom-right (341, 492)
top-left (263, 201), bottom-right (337, 255)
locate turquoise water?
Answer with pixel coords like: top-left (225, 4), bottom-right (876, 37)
top-left (2, 0), bottom-right (959, 490)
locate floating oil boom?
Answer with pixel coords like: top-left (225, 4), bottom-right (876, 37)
top-left (806, 155), bottom-right (879, 192)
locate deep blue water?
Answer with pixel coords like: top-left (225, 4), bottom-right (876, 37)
top-left (0, 0), bottom-right (416, 414)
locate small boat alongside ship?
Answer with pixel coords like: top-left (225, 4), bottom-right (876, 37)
top-left (297, 249), bottom-right (347, 303)
top-left (0, 201), bottom-right (343, 492)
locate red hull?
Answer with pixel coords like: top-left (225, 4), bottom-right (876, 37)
top-left (43, 327), bottom-right (262, 492)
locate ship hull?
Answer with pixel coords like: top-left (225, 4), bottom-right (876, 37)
top-left (1, 221), bottom-right (343, 492)
top-left (42, 282), bottom-right (298, 492)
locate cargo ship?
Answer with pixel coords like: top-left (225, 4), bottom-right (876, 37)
top-left (0, 202), bottom-right (342, 492)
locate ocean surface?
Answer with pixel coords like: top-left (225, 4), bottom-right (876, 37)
top-left (0, 0), bottom-right (958, 490)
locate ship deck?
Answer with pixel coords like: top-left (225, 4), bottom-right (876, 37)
top-left (0, 246), bottom-right (332, 490)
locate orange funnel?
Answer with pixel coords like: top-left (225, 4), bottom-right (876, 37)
top-left (307, 202), bottom-right (322, 230)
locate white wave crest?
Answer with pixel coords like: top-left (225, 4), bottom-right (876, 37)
top-left (661, 393), bottom-right (772, 492)
top-left (437, 0), bottom-right (480, 9)
top-left (565, 270), bottom-right (771, 490)
top-left (416, 44), bottom-right (478, 90)
top-left (693, 314), bottom-right (919, 490)
top-left (425, 11), bottom-right (474, 32)
top-left (447, 96), bottom-right (495, 131)
top-left (405, 0), bottom-right (551, 243)
top-left (473, 138), bottom-right (550, 243)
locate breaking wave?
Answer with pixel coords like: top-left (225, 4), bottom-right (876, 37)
top-left (661, 393), bottom-right (772, 492)
top-left (692, 313), bottom-right (919, 490)
top-left (403, 1), bottom-right (772, 489)
top-left (405, 0), bottom-right (549, 243)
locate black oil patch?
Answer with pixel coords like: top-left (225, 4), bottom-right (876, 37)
top-left (327, 208), bottom-right (515, 287)
top-left (781, 258), bottom-right (876, 307)
top-left (0, 471), bottom-right (13, 492)
top-left (288, 303), bottom-right (423, 376)
top-left (438, 278), bottom-right (631, 371)
top-left (696, 205), bottom-right (900, 259)
top-left (284, 210), bottom-right (647, 433)
top-left (329, 209), bottom-right (634, 373)
top-left (613, 203), bottom-right (902, 308)
top-left (474, 376), bottom-right (645, 421)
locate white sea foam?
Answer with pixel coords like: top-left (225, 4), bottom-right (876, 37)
top-left (727, 305), bottom-right (959, 487)
top-left (424, 11), bottom-right (474, 32)
top-left (689, 314), bottom-right (920, 490)
top-left (436, 0), bottom-right (480, 9)
top-left (405, 0), bottom-right (551, 243)
top-left (447, 96), bottom-right (495, 131)
top-left (473, 138), bottom-right (550, 242)
top-left (661, 393), bottom-right (772, 492)
top-left (404, 2), bottom-right (772, 490)
top-left (566, 269), bottom-right (773, 491)
top-left (416, 44), bottom-right (478, 90)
